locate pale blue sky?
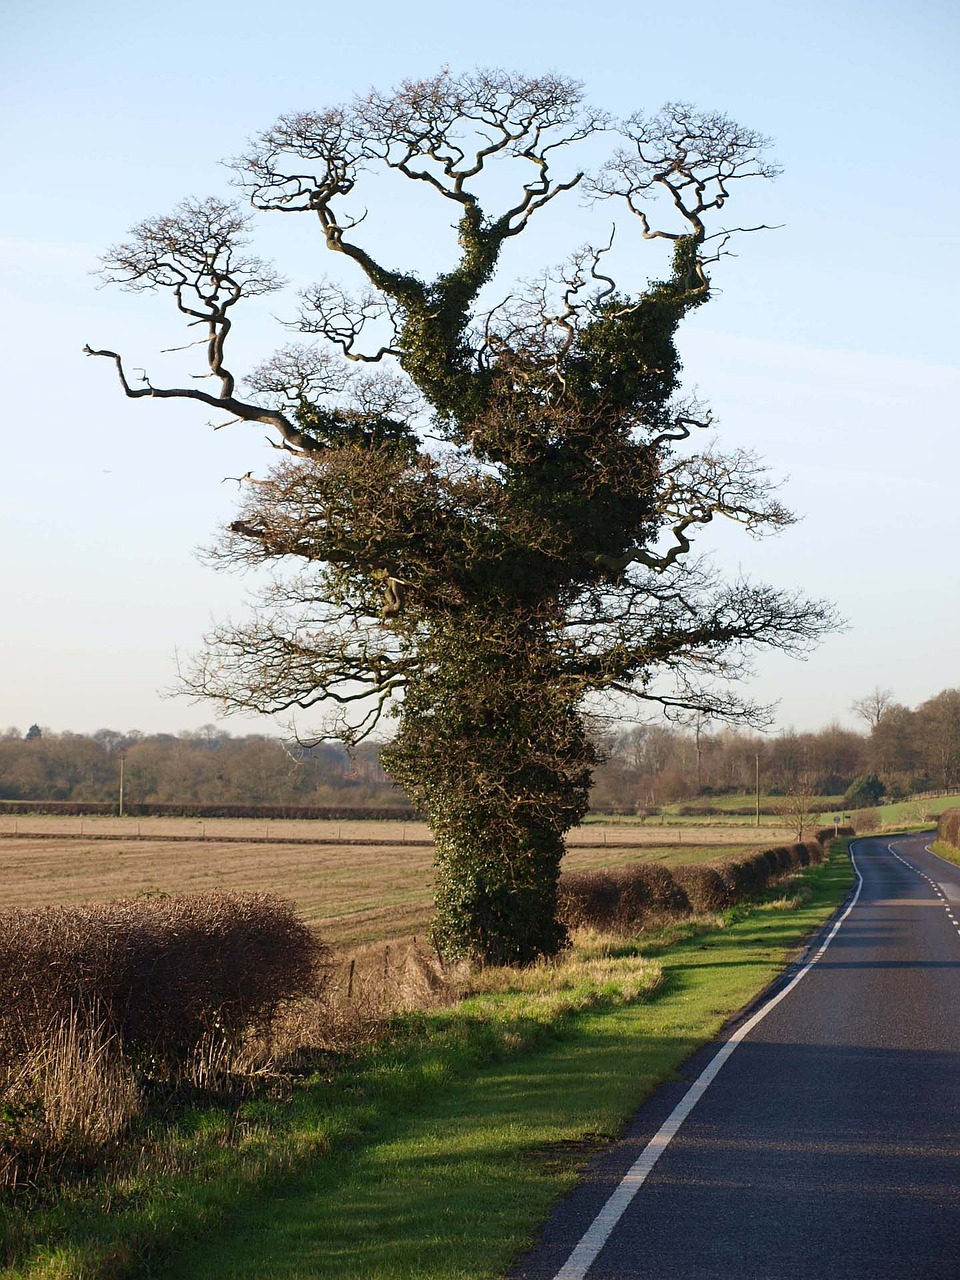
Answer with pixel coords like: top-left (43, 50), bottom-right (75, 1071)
top-left (1, 0), bottom-right (957, 737)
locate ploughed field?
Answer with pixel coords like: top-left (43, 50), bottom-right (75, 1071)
top-left (0, 815), bottom-right (797, 948)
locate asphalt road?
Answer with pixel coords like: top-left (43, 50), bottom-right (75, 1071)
top-left (513, 833), bottom-right (960, 1280)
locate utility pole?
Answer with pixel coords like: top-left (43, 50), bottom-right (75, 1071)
top-left (118, 755), bottom-right (125, 819)
top-left (755, 752), bottom-right (761, 827)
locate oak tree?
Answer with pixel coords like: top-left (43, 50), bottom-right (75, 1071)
top-left (88, 70), bottom-right (833, 963)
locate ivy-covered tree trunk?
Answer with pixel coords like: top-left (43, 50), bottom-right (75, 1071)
top-left (427, 819), bottom-right (569, 965)
top-left (89, 71), bottom-right (834, 968)
top-left (382, 623), bottom-right (595, 962)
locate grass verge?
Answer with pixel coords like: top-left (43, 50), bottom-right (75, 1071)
top-left (1, 844), bottom-right (854, 1280)
top-left (931, 840), bottom-right (960, 867)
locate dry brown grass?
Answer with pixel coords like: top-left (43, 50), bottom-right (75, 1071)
top-left (0, 812), bottom-right (792, 845)
top-left (0, 1007), bottom-right (143, 1194)
top-left (0, 838), bottom-right (436, 947)
top-left (0, 815), bottom-right (434, 842)
top-left (0, 818), bottom-right (785, 948)
top-left (264, 938), bottom-right (465, 1062)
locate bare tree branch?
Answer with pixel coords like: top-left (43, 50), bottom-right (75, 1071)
top-left (593, 102), bottom-right (780, 245)
top-left (85, 198), bottom-right (330, 455)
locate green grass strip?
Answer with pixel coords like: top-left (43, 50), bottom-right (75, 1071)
top-left (931, 840), bottom-right (960, 866)
top-left (3, 847), bottom-right (854, 1280)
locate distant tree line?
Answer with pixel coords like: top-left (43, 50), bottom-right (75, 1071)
top-left (4, 686), bottom-right (959, 812)
top-left (0, 726), bottom-right (400, 807)
top-left (589, 686), bottom-right (960, 811)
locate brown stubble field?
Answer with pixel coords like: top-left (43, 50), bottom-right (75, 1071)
top-left (0, 816), bottom-right (795, 948)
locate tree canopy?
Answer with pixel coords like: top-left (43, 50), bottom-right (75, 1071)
top-left (88, 69), bottom-right (834, 962)
top-left (843, 773), bottom-right (886, 809)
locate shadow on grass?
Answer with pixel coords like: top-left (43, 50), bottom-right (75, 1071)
top-left (160, 1020), bottom-right (720, 1280)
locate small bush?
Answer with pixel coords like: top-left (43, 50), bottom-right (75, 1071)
top-left (850, 808), bottom-right (880, 832)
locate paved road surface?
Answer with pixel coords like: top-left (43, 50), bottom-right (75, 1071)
top-left (513, 834), bottom-right (960, 1280)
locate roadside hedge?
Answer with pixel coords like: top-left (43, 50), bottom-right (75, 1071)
top-left (0, 893), bottom-right (326, 1073)
top-left (674, 804), bottom-right (835, 818)
top-left (558, 838), bottom-right (824, 933)
top-left (937, 809), bottom-right (960, 850)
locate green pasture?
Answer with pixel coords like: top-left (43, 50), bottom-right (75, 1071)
top-left (862, 794), bottom-right (959, 824)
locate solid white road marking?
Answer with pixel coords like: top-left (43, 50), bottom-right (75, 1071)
top-left (551, 843), bottom-right (867, 1280)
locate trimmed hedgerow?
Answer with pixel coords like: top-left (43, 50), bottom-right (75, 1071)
top-left (0, 800), bottom-right (420, 820)
top-left (611, 864), bottom-right (689, 930)
top-left (558, 838), bottom-right (825, 933)
top-left (672, 863), bottom-right (731, 913)
top-left (816, 824), bottom-right (855, 846)
top-left (714, 851), bottom-right (772, 899)
top-left (673, 804), bottom-right (838, 818)
top-left (0, 894), bottom-right (326, 1073)
top-left (556, 870), bottom-right (621, 930)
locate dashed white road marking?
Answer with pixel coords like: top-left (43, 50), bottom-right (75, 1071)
top-left (550, 842), bottom-right (867, 1280)
top-left (888, 840), bottom-right (960, 937)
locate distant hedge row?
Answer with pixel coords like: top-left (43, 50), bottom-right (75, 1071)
top-left (558, 839), bottom-right (826, 932)
top-left (816, 824), bottom-right (855, 845)
top-left (673, 804), bottom-right (838, 818)
top-left (937, 809), bottom-right (960, 850)
top-left (0, 800), bottom-right (421, 821)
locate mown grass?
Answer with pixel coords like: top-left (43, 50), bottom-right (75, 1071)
top-left (1, 843), bottom-right (854, 1280)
